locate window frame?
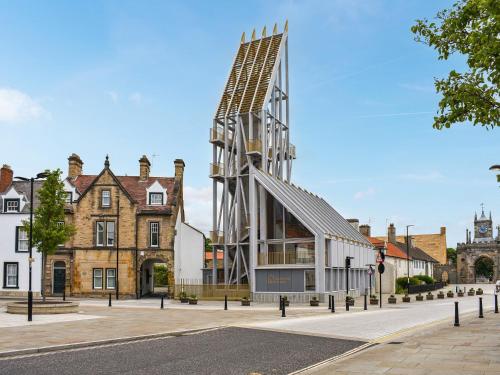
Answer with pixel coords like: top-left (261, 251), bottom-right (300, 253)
top-left (149, 192), bottom-right (164, 206)
top-left (150, 222), bottom-right (160, 248)
top-left (3, 262), bottom-right (19, 289)
top-left (101, 190), bottom-right (111, 208)
top-left (15, 226), bottom-right (29, 253)
top-left (105, 268), bottom-right (116, 290)
top-left (92, 268), bottom-right (103, 289)
top-left (4, 199), bottom-right (20, 213)
top-left (96, 221), bottom-right (105, 247)
top-left (106, 221), bottom-right (115, 247)
top-left (65, 192), bottom-right (73, 204)
top-left (304, 269), bottom-right (315, 292)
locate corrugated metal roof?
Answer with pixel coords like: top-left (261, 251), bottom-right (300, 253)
top-left (253, 168), bottom-right (372, 246)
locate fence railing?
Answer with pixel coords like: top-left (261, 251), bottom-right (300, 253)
top-left (408, 282), bottom-right (445, 294)
top-left (166, 284), bottom-right (250, 300)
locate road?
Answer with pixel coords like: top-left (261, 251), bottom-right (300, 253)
top-left (0, 327), bottom-right (364, 375)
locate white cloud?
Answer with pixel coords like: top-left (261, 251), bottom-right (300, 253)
top-left (354, 187), bottom-right (375, 200)
top-left (129, 92), bottom-right (143, 104)
top-left (400, 171), bottom-right (444, 182)
top-left (0, 88), bottom-right (48, 123)
top-left (107, 91), bottom-right (119, 103)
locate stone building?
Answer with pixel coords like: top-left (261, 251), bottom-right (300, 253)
top-left (457, 207), bottom-right (500, 283)
top-left (45, 154), bottom-right (203, 298)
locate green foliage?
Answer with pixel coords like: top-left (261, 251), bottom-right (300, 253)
top-left (447, 247), bottom-right (457, 265)
top-left (204, 237), bottom-right (212, 252)
top-left (153, 264), bottom-right (168, 286)
top-left (411, 0), bottom-right (499, 129)
top-left (22, 169), bottom-right (75, 256)
top-left (396, 276), bottom-right (422, 291)
top-left (474, 256), bottom-right (494, 278)
top-left (179, 291), bottom-right (187, 299)
top-left (414, 275), bottom-right (435, 285)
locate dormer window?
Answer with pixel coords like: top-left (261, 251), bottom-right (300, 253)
top-left (149, 192), bottom-right (163, 205)
top-left (4, 199), bottom-right (20, 213)
top-left (101, 190), bottom-right (111, 207)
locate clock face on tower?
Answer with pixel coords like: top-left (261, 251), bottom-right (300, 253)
top-left (478, 225), bottom-right (488, 234)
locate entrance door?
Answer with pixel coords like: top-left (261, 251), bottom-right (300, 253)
top-left (53, 262), bottom-right (66, 294)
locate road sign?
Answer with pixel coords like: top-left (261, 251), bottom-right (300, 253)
top-left (376, 255), bottom-right (383, 263)
top-left (378, 263), bottom-right (385, 274)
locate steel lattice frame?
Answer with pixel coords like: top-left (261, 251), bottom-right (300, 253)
top-left (210, 24), bottom-right (294, 285)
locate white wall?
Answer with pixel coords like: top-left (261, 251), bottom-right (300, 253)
top-left (174, 215), bottom-right (204, 284)
top-left (0, 213), bottom-right (42, 295)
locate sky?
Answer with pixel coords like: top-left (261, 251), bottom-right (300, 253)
top-left (0, 0), bottom-right (498, 248)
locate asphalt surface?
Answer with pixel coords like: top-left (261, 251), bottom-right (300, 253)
top-left (0, 327), bottom-right (364, 375)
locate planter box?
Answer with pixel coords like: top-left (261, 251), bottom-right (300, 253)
top-left (447, 292), bottom-right (454, 298)
top-left (388, 297), bottom-right (397, 304)
top-left (370, 299), bottom-right (379, 305)
top-left (310, 300), bottom-right (319, 307)
top-left (458, 292), bottom-right (464, 297)
top-left (426, 294), bottom-right (434, 300)
top-left (241, 300), bottom-right (250, 306)
top-left (437, 293), bottom-right (445, 299)
top-left (402, 296), bottom-right (411, 303)
top-left (180, 298), bottom-right (189, 303)
top-left (467, 291), bottom-right (475, 296)
top-left (476, 289), bottom-right (483, 295)
top-left (346, 299), bottom-right (354, 306)
top-left (188, 299), bottom-right (198, 305)
top-left (416, 295), bottom-right (424, 301)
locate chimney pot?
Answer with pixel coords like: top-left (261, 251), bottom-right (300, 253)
top-left (359, 224), bottom-right (371, 237)
top-left (139, 155), bottom-right (151, 181)
top-left (388, 223), bottom-right (396, 244)
top-left (0, 164), bottom-right (13, 193)
top-left (174, 159), bottom-right (185, 179)
top-left (68, 154), bottom-right (83, 179)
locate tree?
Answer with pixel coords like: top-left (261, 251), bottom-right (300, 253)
top-left (22, 169), bottom-right (75, 300)
top-left (474, 256), bottom-right (494, 279)
top-left (446, 247), bottom-right (457, 265)
top-left (411, 0), bottom-right (499, 129)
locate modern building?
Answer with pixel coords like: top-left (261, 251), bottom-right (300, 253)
top-left (45, 153), bottom-right (204, 298)
top-left (209, 24), bottom-right (375, 302)
top-left (0, 164), bottom-right (43, 297)
top-left (457, 207), bottom-right (500, 283)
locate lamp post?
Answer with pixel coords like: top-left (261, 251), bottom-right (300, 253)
top-left (490, 165), bottom-right (500, 184)
top-left (366, 263), bottom-right (375, 297)
top-left (345, 256), bottom-right (354, 311)
top-left (406, 225), bottom-right (414, 291)
top-left (15, 172), bottom-right (48, 322)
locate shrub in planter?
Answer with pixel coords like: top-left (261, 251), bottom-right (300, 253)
top-left (282, 296), bottom-right (290, 307)
top-left (188, 294), bottom-right (198, 305)
top-left (179, 291), bottom-right (189, 303)
top-left (437, 291), bottom-right (445, 299)
top-left (457, 290), bottom-right (464, 297)
top-left (402, 294), bottom-right (411, 303)
top-left (467, 288), bottom-right (475, 296)
top-left (241, 297), bottom-right (250, 306)
top-left (416, 293), bottom-right (424, 301)
top-left (414, 275), bottom-right (435, 285)
top-left (388, 295), bottom-right (397, 304)
top-left (346, 296), bottom-right (354, 306)
top-left (426, 292), bottom-right (434, 300)
top-left (447, 290), bottom-right (454, 298)
top-left (396, 276), bottom-right (422, 291)
top-left (476, 288), bottom-right (483, 295)
top-left (369, 295), bottom-right (379, 305)
top-left (310, 297), bottom-right (319, 307)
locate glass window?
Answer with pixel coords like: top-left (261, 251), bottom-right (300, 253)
top-left (101, 190), bottom-right (111, 207)
top-left (57, 221), bottom-right (65, 246)
top-left (5, 263), bottom-right (18, 288)
top-left (106, 222), bottom-right (115, 246)
top-left (106, 269), bottom-right (116, 289)
top-left (285, 209), bottom-right (313, 238)
top-left (266, 195), bottom-right (283, 240)
top-left (16, 227), bottom-right (28, 252)
top-left (5, 199), bottom-right (19, 212)
top-left (96, 222), bottom-right (105, 246)
top-left (93, 269), bottom-right (103, 289)
top-left (150, 222), bottom-right (159, 247)
top-left (65, 192), bottom-right (73, 204)
top-left (149, 193), bottom-right (163, 205)
top-left (305, 270), bottom-right (315, 291)
top-left (268, 243), bottom-right (284, 264)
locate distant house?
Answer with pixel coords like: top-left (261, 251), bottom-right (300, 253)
top-left (0, 164), bottom-right (43, 297)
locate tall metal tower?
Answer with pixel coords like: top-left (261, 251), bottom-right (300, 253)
top-left (210, 23), bottom-right (295, 285)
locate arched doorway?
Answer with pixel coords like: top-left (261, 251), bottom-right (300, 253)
top-left (53, 261), bottom-right (66, 295)
top-left (140, 258), bottom-right (169, 297)
top-left (441, 271), bottom-right (449, 283)
top-left (474, 256), bottom-right (494, 283)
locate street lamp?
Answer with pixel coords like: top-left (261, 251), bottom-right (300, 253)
top-left (15, 172), bottom-right (48, 322)
top-left (345, 256), bottom-right (354, 311)
top-left (366, 263), bottom-right (375, 297)
top-left (406, 225), bottom-right (414, 291)
top-left (490, 165), bottom-right (500, 183)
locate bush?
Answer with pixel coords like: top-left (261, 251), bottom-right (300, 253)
top-left (396, 277), bottom-right (422, 290)
top-left (414, 275), bottom-right (434, 285)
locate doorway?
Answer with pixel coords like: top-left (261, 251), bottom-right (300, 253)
top-left (53, 261), bottom-right (66, 295)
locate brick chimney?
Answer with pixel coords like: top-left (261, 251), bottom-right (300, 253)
top-left (0, 164), bottom-right (13, 192)
top-left (359, 224), bottom-right (371, 237)
top-left (347, 219), bottom-right (359, 232)
top-left (174, 159), bottom-right (185, 180)
top-left (388, 223), bottom-right (396, 244)
top-left (139, 155), bottom-right (151, 181)
top-left (440, 226), bottom-right (446, 236)
top-left (68, 154), bottom-right (83, 179)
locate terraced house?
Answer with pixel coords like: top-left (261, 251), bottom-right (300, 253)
top-left (45, 154), bottom-right (203, 298)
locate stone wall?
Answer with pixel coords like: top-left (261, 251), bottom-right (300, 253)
top-left (433, 264), bottom-right (457, 284)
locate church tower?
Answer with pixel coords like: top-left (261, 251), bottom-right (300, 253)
top-left (473, 204), bottom-right (494, 243)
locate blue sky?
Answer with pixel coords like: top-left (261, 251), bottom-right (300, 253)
top-left (1, 0), bottom-right (498, 248)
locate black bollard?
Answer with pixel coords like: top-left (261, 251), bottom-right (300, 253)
top-left (495, 294), bottom-right (498, 314)
top-left (161, 295), bottom-right (164, 309)
top-left (479, 297), bottom-right (484, 318)
top-left (224, 295), bottom-right (228, 311)
top-left (328, 295), bottom-right (331, 310)
top-left (364, 294), bottom-right (367, 311)
top-left (346, 296), bottom-right (349, 312)
top-left (108, 293), bottom-right (112, 307)
top-left (331, 296), bottom-right (335, 313)
top-left (281, 298), bottom-right (286, 318)
top-left (279, 295), bottom-right (282, 311)
top-left (63, 289), bottom-right (66, 301)
top-left (454, 301), bottom-right (460, 327)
